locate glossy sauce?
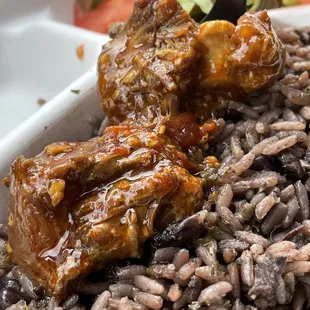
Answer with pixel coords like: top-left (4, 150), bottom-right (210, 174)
top-left (8, 122), bottom-right (205, 296)
top-left (198, 10), bottom-right (285, 93)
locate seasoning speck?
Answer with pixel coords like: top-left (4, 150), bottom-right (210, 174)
top-left (76, 44), bottom-right (85, 61)
top-left (37, 98), bottom-right (46, 105)
top-left (71, 89), bottom-right (81, 95)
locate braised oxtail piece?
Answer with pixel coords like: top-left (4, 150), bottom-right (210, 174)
top-left (98, 0), bottom-right (285, 124)
top-left (8, 125), bottom-right (204, 296)
top-left (98, 0), bottom-right (201, 125)
top-left (198, 10), bottom-right (285, 92)
top-left (190, 10), bottom-right (286, 118)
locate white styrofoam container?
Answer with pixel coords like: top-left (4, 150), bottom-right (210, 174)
top-left (0, 5), bottom-right (310, 223)
top-left (0, 0), bottom-right (109, 139)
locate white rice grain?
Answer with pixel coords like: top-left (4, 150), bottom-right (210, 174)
top-left (134, 276), bottom-right (164, 295)
top-left (262, 135), bottom-right (298, 155)
top-left (267, 241), bottom-right (296, 255)
top-left (231, 176), bottom-right (278, 193)
top-left (133, 291), bottom-right (163, 309)
top-left (299, 106), bottom-right (310, 120)
top-left (216, 184), bottom-right (233, 212)
top-left (269, 121), bottom-right (306, 131)
top-left (255, 194), bottom-right (278, 220)
top-left (292, 61), bottom-right (310, 72)
top-left (250, 137), bottom-right (279, 156)
top-left (225, 153), bottom-right (255, 177)
top-left (198, 282), bottom-right (233, 305)
top-left (168, 284), bottom-right (182, 302)
top-left (90, 291), bottom-right (111, 310)
top-left (284, 261), bottom-right (310, 276)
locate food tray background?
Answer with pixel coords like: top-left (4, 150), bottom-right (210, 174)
top-left (0, 0), bottom-right (109, 139)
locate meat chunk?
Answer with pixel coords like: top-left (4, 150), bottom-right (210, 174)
top-left (97, 0), bottom-right (201, 125)
top-left (8, 125), bottom-right (204, 296)
top-left (197, 10), bottom-right (285, 92)
top-left (11, 124), bottom-right (201, 210)
top-left (98, 0), bottom-right (285, 124)
top-left (187, 10), bottom-right (285, 119)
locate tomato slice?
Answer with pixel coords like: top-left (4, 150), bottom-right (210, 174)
top-left (74, 0), bottom-right (135, 34)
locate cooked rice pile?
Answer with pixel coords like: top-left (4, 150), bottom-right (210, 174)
top-left (2, 26), bottom-right (310, 310)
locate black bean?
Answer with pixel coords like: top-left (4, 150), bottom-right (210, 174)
top-left (290, 145), bottom-right (306, 159)
top-left (276, 151), bottom-right (305, 180)
top-left (304, 149), bottom-right (310, 164)
top-left (282, 196), bottom-right (300, 229)
top-left (0, 288), bottom-right (23, 309)
top-left (295, 29), bottom-right (309, 45)
top-left (153, 211), bottom-right (206, 247)
top-left (79, 282), bottom-right (109, 295)
top-left (60, 294), bottom-right (79, 310)
top-left (295, 180), bottom-right (310, 220)
top-left (6, 300), bottom-right (28, 310)
top-left (293, 284), bottom-right (305, 310)
top-left (261, 203), bottom-right (288, 235)
top-left (272, 306), bottom-right (294, 310)
top-left (303, 284), bottom-right (310, 309)
top-left (252, 155), bottom-right (274, 171)
top-left (0, 278), bottom-right (20, 292)
top-left (297, 275), bottom-right (310, 287)
top-left (280, 184), bottom-right (295, 202)
top-left (12, 267), bottom-right (40, 300)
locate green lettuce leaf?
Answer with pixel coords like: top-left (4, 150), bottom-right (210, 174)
top-left (179, 0), bottom-right (214, 14)
top-left (179, 0), bottom-right (288, 16)
top-left (192, 0), bottom-right (214, 14)
top-left (178, 0), bottom-right (196, 12)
